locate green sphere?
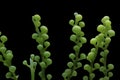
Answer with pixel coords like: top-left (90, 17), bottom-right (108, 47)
top-left (40, 26), bottom-right (48, 34)
top-left (9, 66), bottom-right (16, 73)
top-left (69, 19), bottom-right (74, 26)
top-left (44, 51), bottom-right (51, 58)
top-left (0, 35), bottom-right (8, 43)
top-left (67, 62), bottom-right (73, 68)
top-left (32, 33), bottom-right (38, 39)
top-left (72, 25), bottom-right (81, 34)
top-left (69, 53), bottom-right (75, 60)
top-left (107, 30), bottom-right (115, 37)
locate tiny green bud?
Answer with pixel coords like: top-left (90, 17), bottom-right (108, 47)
top-left (83, 75), bottom-right (88, 80)
top-left (99, 66), bottom-right (106, 72)
top-left (80, 37), bottom-right (87, 43)
top-left (23, 60), bottom-right (28, 65)
top-left (30, 54), bottom-right (35, 60)
top-left (32, 33), bottom-right (38, 39)
top-left (107, 30), bottom-right (115, 37)
top-left (47, 74), bottom-right (52, 80)
top-left (90, 73), bottom-right (95, 79)
top-left (105, 37), bottom-right (111, 44)
top-left (33, 62), bottom-right (37, 68)
top-left (44, 51), bottom-right (51, 58)
top-left (73, 45), bottom-right (79, 51)
top-left (67, 62), bottom-right (73, 68)
top-left (87, 52), bottom-right (95, 62)
top-left (84, 64), bottom-right (91, 72)
top-left (5, 72), bottom-right (12, 79)
top-left (40, 26), bottom-right (48, 34)
top-left (72, 70), bottom-right (77, 77)
top-left (34, 55), bottom-right (40, 62)
top-left (32, 14), bottom-right (41, 21)
top-left (104, 49), bottom-right (109, 55)
top-left (72, 25), bottom-right (81, 34)
top-left (36, 37), bottom-right (44, 43)
top-left (37, 44), bottom-right (43, 50)
top-left (100, 51), bottom-right (104, 57)
top-left (80, 31), bottom-right (85, 36)
top-left (69, 53), bottom-right (75, 60)
top-left (77, 62), bottom-right (82, 68)
top-left (101, 16), bottom-right (110, 23)
top-left (94, 63), bottom-right (100, 69)
top-left (90, 38), bottom-right (97, 45)
top-left (44, 41), bottom-right (50, 48)
top-left (108, 72), bottom-right (113, 77)
top-left (97, 24), bottom-right (105, 33)
top-left (1, 35), bottom-right (8, 43)
top-left (6, 52), bottom-right (13, 60)
top-left (65, 69), bottom-right (71, 76)
top-left (62, 72), bottom-right (67, 78)
top-left (108, 64), bottom-right (114, 70)
top-left (80, 53), bottom-right (86, 59)
top-left (0, 46), bottom-right (7, 53)
top-left (69, 19), bottom-right (74, 26)
top-left (70, 34), bottom-right (77, 42)
top-left (75, 14), bottom-right (82, 22)
top-left (103, 76), bottom-right (109, 80)
top-left (91, 48), bottom-right (96, 53)
top-left (79, 21), bottom-right (85, 28)
top-left (100, 58), bottom-right (104, 63)
top-left (45, 58), bottom-right (52, 66)
top-left (41, 33), bottom-right (49, 40)
top-left (40, 62), bottom-right (46, 68)
top-left (104, 20), bottom-right (111, 27)
top-left (9, 66), bottom-right (16, 73)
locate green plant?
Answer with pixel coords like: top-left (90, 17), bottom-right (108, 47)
top-left (0, 12), bottom-right (115, 80)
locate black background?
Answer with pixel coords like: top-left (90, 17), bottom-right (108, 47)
top-left (0, 0), bottom-right (120, 80)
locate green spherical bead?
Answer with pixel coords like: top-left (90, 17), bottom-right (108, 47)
top-left (65, 69), bottom-right (72, 75)
top-left (62, 72), bottom-right (67, 78)
top-left (0, 35), bottom-right (8, 43)
top-left (77, 62), bottom-right (82, 68)
top-left (72, 70), bottom-right (77, 77)
top-left (23, 60), bottom-right (28, 65)
top-left (97, 25), bottom-right (105, 33)
top-left (33, 14), bottom-right (41, 21)
top-left (6, 52), bottom-right (13, 60)
top-left (107, 30), bottom-right (115, 37)
top-left (69, 19), bottom-right (74, 26)
top-left (87, 52), bottom-right (95, 62)
top-left (36, 37), bottom-right (44, 43)
top-left (75, 14), bottom-right (83, 22)
top-left (104, 20), bottom-right (111, 27)
top-left (80, 53), bottom-right (86, 59)
top-left (94, 63), bottom-right (100, 69)
top-left (100, 58), bottom-right (104, 63)
top-left (44, 51), bottom-right (51, 58)
top-left (108, 64), bottom-right (114, 70)
top-left (72, 25), bottom-right (81, 34)
top-left (79, 21), bottom-right (85, 28)
top-left (9, 66), bottom-right (16, 73)
top-left (105, 37), bottom-right (111, 44)
top-left (5, 72), bottom-right (12, 79)
top-left (30, 54), bottom-right (35, 60)
top-left (40, 26), bottom-right (48, 34)
top-left (40, 62), bottom-right (46, 68)
top-left (34, 55), bottom-right (40, 62)
top-left (108, 72), bottom-right (113, 77)
top-left (0, 46), bottom-right (7, 53)
top-left (99, 66), bottom-right (105, 72)
top-left (90, 38), bottom-right (97, 45)
top-left (80, 37), bottom-right (87, 43)
top-left (70, 34), bottom-right (77, 42)
top-left (37, 44), bottom-right (43, 50)
top-left (69, 53), bottom-right (75, 60)
top-left (73, 45), bottom-right (79, 51)
top-left (90, 73), bottom-right (95, 79)
top-left (84, 64), bottom-right (91, 72)
top-left (83, 75), bottom-right (88, 80)
top-left (101, 16), bottom-right (110, 23)
top-left (46, 58), bottom-right (52, 66)
top-left (32, 33), bottom-right (38, 39)
top-left (47, 74), bottom-right (52, 80)
top-left (44, 41), bottom-right (50, 48)
top-left (67, 62), bottom-right (73, 68)
top-left (41, 33), bottom-right (49, 40)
